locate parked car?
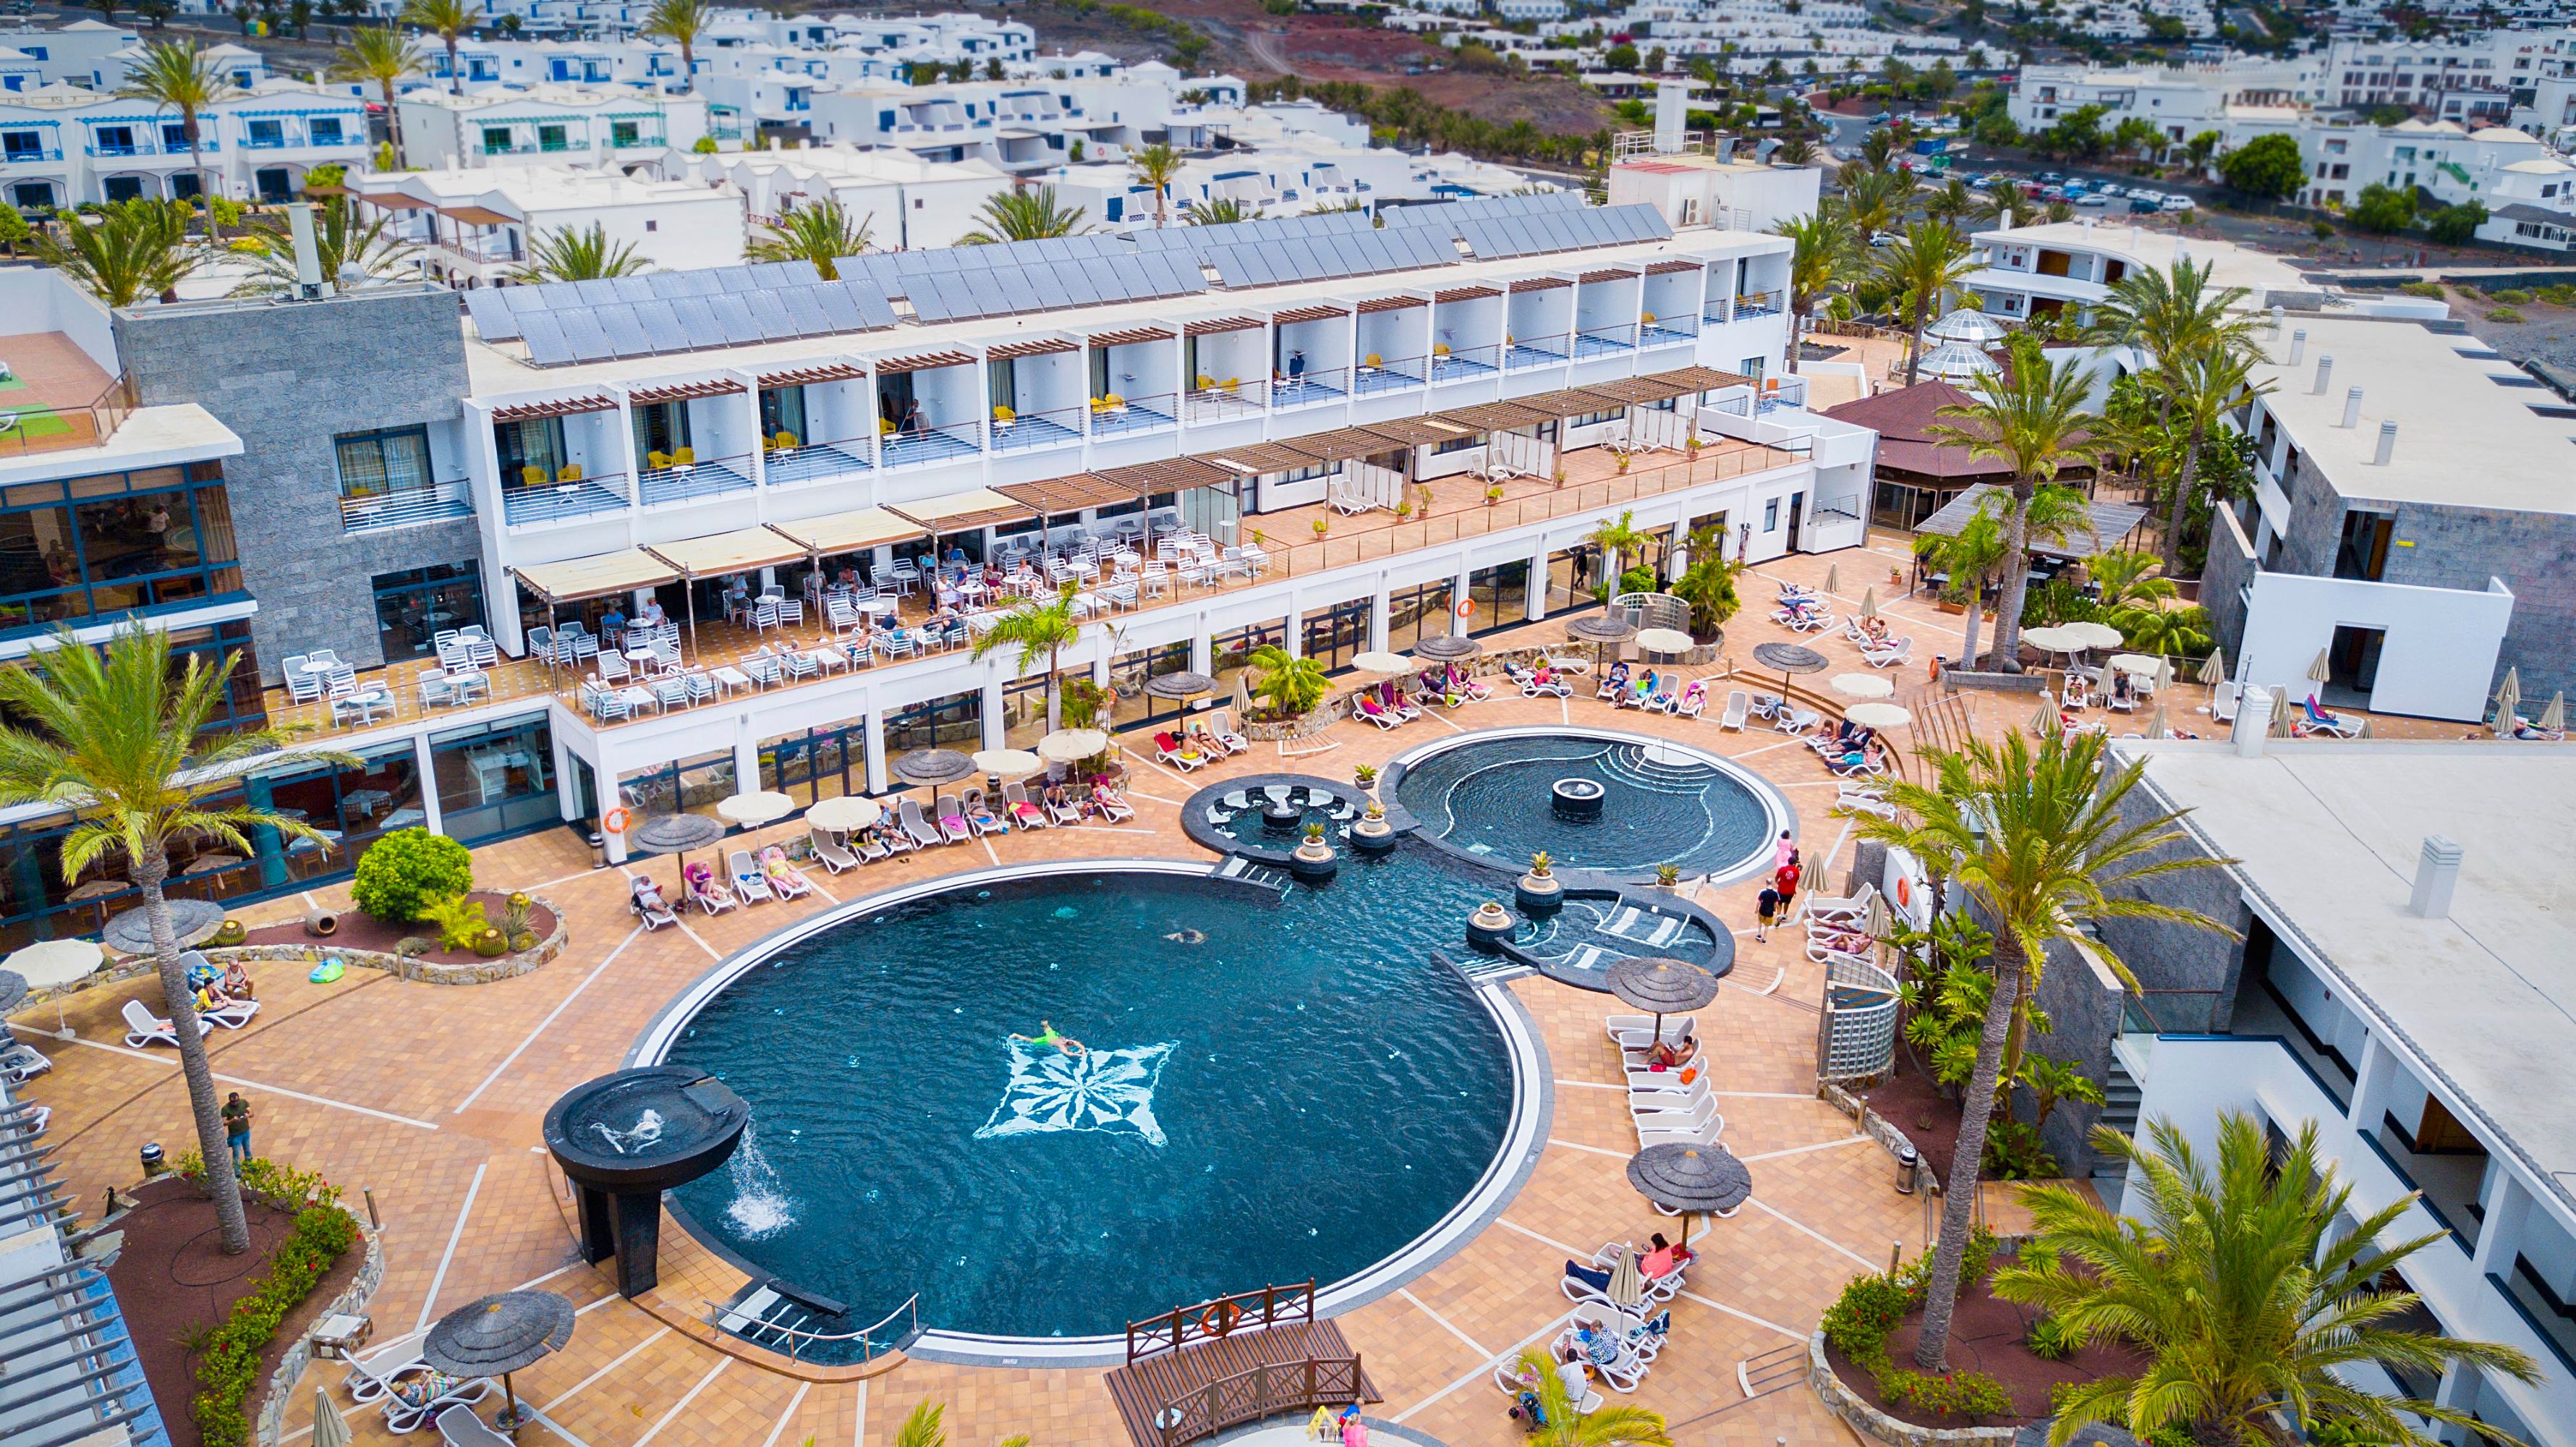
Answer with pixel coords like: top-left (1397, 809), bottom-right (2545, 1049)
top-left (2094, 181), bottom-right (2125, 197)
top-left (2160, 192), bottom-right (2195, 211)
top-left (2129, 195), bottom-right (2163, 213)
top-left (2073, 190), bottom-right (2112, 206)
top-left (2036, 170), bottom-right (2065, 184)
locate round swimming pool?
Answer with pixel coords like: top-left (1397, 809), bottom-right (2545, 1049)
top-left (639, 849), bottom-right (1537, 1357)
top-left (1388, 729), bottom-right (1785, 883)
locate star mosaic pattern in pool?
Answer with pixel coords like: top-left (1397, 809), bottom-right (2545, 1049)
top-left (975, 1039), bottom-right (1176, 1146)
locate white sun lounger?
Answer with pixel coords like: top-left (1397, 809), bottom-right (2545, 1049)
top-left (898, 798), bottom-right (946, 848)
top-left (808, 828), bottom-right (860, 874)
top-left (122, 998), bottom-right (212, 1048)
top-left (729, 850), bottom-right (774, 904)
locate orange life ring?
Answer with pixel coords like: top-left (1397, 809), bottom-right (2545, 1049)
top-left (602, 807), bottom-right (632, 834)
top-left (1895, 876), bottom-right (1911, 909)
top-left (1455, 597), bottom-right (1476, 619)
top-left (1197, 1300), bottom-right (1243, 1338)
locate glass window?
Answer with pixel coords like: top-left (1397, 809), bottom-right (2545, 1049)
top-left (1301, 597), bottom-right (1369, 673)
top-left (1547, 544), bottom-right (1601, 612)
top-left (307, 116), bottom-right (342, 145)
top-left (1466, 561), bottom-right (1527, 636)
top-left (1000, 676), bottom-right (1050, 748)
top-left (1110, 640), bottom-right (1194, 734)
top-left (617, 750), bottom-right (732, 820)
top-left (1764, 498), bottom-right (1780, 531)
top-left (336, 425), bottom-right (434, 501)
top-left (496, 417), bottom-right (566, 487)
top-left (611, 120), bottom-right (639, 146)
top-left (247, 118), bottom-right (283, 147)
top-left (247, 738), bottom-right (425, 888)
top-left (1385, 580), bottom-right (1452, 656)
top-left (373, 562), bottom-right (486, 660)
top-left (1209, 618), bottom-right (1285, 705)
top-left (886, 688), bottom-right (980, 752)
top-left (431, 714), bottom-right (556, 844)
top-left (0, 465), bottom-right (241, 636)
top-left (762, 722), bottom-right (865, 804)
top-left (482, 126), bottom-right (513, 154)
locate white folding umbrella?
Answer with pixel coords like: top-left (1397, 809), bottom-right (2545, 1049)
top-left (1845, 701), bottom-right (1913, 729)
top-left (2307, 648), bottom-right (2332, 685)
top-left (312, 1388), bottom-right (352, 1447)
top-left (805, 795), bottom-right (882, 833)
top-left (971, 749), bottom-right (1045, 778)
top-left (1036, 729), bottom-right (1110, 763)
top-left (1823, 564), bottom-right (1839, 595)
top-left (1829, 672), bottom-right (1894, 699)
top-left (2540, 692), bottom-right (2567, 735)
top-left (1351, 651), bottom-right (1413, 676)
top-left (2145, 700), bottom-right (2170, 739)
top-left (3, 940), bottom-right (106, 1039)
top-left (2198, 648), bottom-right (2228, 686)
top-left (715, 792), bottom-right (797, 828)
top-left (1858, 585), bottom-right (1878, 620)
top-left (2060, 620), bottom-right (2127, 651)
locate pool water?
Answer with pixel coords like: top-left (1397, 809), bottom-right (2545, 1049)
top-left (1393, 734), bottom-right (1774, 879)
top-left (659, 849), bottom-right (1521, 1344)
top-left (1202, 783), bottom-right (1360, 849)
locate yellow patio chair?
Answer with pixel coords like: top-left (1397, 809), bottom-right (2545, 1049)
top-left (1364, 352), bottom-right (1382, 368)
top-left (773, 429), bottom-right (799, 449)
top-left (521, 464), bottom-right (547, 488)
top-left (993, 403), bottom-right (1015, 422)
top-left (880, 416), bottom-right (896, 435)
top-left (647, 449), bottom-right (672, 470)
top-left (558, 463), bottom-right (583, 483)
top-left (673, 446), bottom-right (695, 466)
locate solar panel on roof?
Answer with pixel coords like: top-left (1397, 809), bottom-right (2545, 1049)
top-left (632, 299), bottom-right (688, 353)
top-left (669, 294), bottom-right (721, 342)
top-left (705, 293), bottom-right (763, 345)
top-left (715, 268), bottom-right (761, 294)
top-left (598, 304), bottom-right (653, 357)
top-left (565, 279), bottom-right (616, 308)
top-left (846, 281), bottom-right (898, 331)
top-left (608, 276), bottom-right (655, 304)
top-left (556, 309), bottom-right (615, 363)
top-left (810, 283), bottom-right (864, 333)
top-left (772, 260), bottom-right (824, 286)
top-left (744, 289), bottom-right (796, 339)
top-left (933, 273), bottom-right (985, 321)
top-left (1040, 261), bottom-right (1094, 309)
top-left (995, 268), bottom-right (1044, 314)
top-left (465, 289), bottom-right (522, 341)
top-left (519, 311), bottom-right (574, 367)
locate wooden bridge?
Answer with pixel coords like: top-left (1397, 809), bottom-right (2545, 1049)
top-left (1104, 1283), bottom-right (1378, 1447)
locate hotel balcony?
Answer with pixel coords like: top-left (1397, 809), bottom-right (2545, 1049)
top-left (341, 479), bottom-right (474, 535)
top-left (764, 438), bottom-right (875, 487)
top-left (502, 472), bottom-right (630, 527)
top-left (638, 453), bottom-right (756, 509)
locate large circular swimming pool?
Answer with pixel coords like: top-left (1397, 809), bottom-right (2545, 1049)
top-left (1390, 730), bottom-right (1782, 882)
top-left (645, 849), bottom-right (1533, 1351)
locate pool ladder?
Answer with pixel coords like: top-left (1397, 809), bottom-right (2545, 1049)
top-left (1215, 855), bottom-right (1297, 898)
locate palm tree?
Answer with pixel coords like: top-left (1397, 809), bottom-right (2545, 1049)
top-left (1999, 1113), bottom-right (2539, 1447)
top-left (38, 200), bottom-right (200, 307)
top-left (2146, 336), bottom-right (2270, 572)
top-left (0, 625), bottom-right (352, 1252)
top-left (1912, 498), bottom-right (2007, 671)
top-left (518, 222), bottom-right (646, 281)
top-left (118, 40), bottom-right (234, 238)
top-left (970, 582), bottom-right (1084, 731)
top-left (2080, 548), bottom-right (2175, 612)
top-left (1772, 211), bottom-right (1852, 375)
top-left (1128, 141), bottom-right (1183, 228)
top-left (1928, 333), bottom-right (2099, 669)
top-left (1875, 220), bottom-right (1974, 386)
top-left (1183, 197), bottom-right (1260, 226)
top-left (1973, 176), bottom-right (2037, 229)
top-left (328, 25), bottom-right (423, 163)
top-left (639, 0), bottom-right (710, 91)
top-left (1588, 510), bottom-right (1652, 596)
top-left (957, 185), bottom-right (1089, 245)
top-left (399, 0), bottom-right (473, 96)
top-left (1859, 729), bottom-right (2230, 1372)
top-left (1503, 1348), bottom-right (1673, 1447)
top-left (230, 195), bottom-right (416, 294)
top-left (1770, 134), bottom-right (1816, 166)
top-left (744, 200), bottom-right (871, 279)
top-left (1922, 175), bottom-right (1977, 227)
top-left (1836, 163), bottom-right (1917, 247)
top-left (1245, 645), bottom-right (1327, 718)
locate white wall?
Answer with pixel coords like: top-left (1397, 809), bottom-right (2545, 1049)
top-left (2238, 569), bottom-right (2513, 721)
top-left (0, 266), bottom-right (118, 374)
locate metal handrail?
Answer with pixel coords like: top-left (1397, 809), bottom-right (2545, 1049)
top-left (703, 1291), bottom-right (919, 1363)
top-left (1128, 1280), bottom-right (1314, 1364)
top-left (341, 479), bottom-right (472, 533)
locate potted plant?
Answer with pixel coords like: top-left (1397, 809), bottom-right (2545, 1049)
top-left (1654, 863), bottom-right (1682, 891)
top-left (1354, 762), bottom-right (1379, 790)
top-left (1551, 467), bottom-right (1567, 488)
top-left (1484, 485), bottom-right (1504, 506)
top-left (1351, 797), bottom-right (1396, 853)
top-left (1395, 500), bottom-right (1414, 519)
top-left (1614, 451), bottom-right (1633, 475)
top-left (1684, 435), bottom-right (1702, 459)
top-left (1517, 850), bottom-right (1563, 912)
top-left (1291, 819), bottom-right (1339, 878)
top-left (1312, 517), bottom-right (1330, 539)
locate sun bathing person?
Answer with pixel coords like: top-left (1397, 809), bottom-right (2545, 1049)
top-left (220, 959), bottom-right (255, 1000)
top-left (1645, 1036), bottom-right (1692, 1069)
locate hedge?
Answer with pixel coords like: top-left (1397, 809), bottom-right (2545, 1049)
top-left (191, 1205), bottom-right (360, 1447)
top-left (1820, 1225), bottom-right (2014, 1420)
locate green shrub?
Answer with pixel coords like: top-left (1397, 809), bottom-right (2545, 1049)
top-left (2540, 284), bottom-right (2576, 306)
top-left (2490, 288), bottom-right (2533, 305)
top-left (418, 892), bottom-right (492, 951)
top-left (192, 1205), bottom-right (358, 1447)
top-left (350, 828), bottom-right (472, 922)
top-left (2398, 281), bottom-right (2446, 300)
top-left (2487, 307), bottom-right (2525, 324)
top-left (2025, 1311), bottom-right (2084, 1360)
top-left (1883, 1367), bottom-right (2015, 1417)
top-left (1822, 1226), bottom-right (2012, 1419)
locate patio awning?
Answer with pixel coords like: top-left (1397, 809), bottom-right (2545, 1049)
top-left (1287, 427), bottom-right (1407, 464)
top-left (1655, 365), bottom-right (1759, 391)
top-left (1096, 457), bottom-right (1232, 492)
top-left (1437, 399), bottom-right (1552, 433)
top-left (1354, 294), bottom-right (1427, 313)
top-left (875, 349), bottom-right (974, 374)
top-left (1200, 441), bottom-right (1321, 476)
top-left (357, 192), bottom-right (430, 211)
top-left (995, 474), bottom-right (1142, 515)
top-left (490, 394), bottom-right (618, 423)
top-left (1434, 284), bottom-right (1500, 302)
top-left (513, 548), bottom-right (680, 604)
top-left (1584, 374), bottom-right (1701, 405)
top-left (889, 487), bottom-right (1037, 532)
top-left (1644, 258), bottom-right (1704, 275)
top-left (985, 336), bottom-right (1078, 360)
top-left (1273, 302), bottom-right (1349, 326)
top-left (1089, 324), bottom-right (1173, 348)
top-left (1508, 276), bottom-right (1572, 292)
top-left (760, 362), bottom-right (867, 386)
top-left (1518, 387), bottom-right (1627, 417)
top-left (642, 526), bottom-right (808, 579)
top-left (441, 204), bottom-right (514, 226)
top-left (768, 506), bottom-right (927, 556)
top-left (1361, 415), bottom-right (1474, 447)
top-left (1183, 315), bottom-right (1264, 336)
top-left (628, 378), bottom-right (743, 405)
top-left (1578, 267), bottom-right (1636, 284)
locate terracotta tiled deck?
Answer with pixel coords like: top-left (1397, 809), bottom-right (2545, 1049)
top-left (14, 540), bottom-right (2506, 1447)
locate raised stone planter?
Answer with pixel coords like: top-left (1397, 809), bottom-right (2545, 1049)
top-left (255, 1214), bottom-right (386, 1447)
top-left (1808, 1332), bottom-right (2020, 1447)
top-left (203, 892), bottom-right (570, 986)
top-left (1940, 669), bottom-right (2046, 695)
top-left (1244, 700), bottom-right (1343, 742)
top-left (1819, 1077), bottom-right (1932, 1194)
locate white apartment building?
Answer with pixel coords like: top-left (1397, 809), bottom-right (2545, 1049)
top-left (2105, 739), bottom-right (2576, 1447)
top-left (0, 77), bottom-right (368, 209)
top-left (2010, 58), bottom-right (2322, 140)
top-left (351, 163), bottom-right (747, 287)
top-left (0, 19), bottom-right (140, 90)
top-left (1032, 140), bottom-right (1546, 231)
top-left (1607, 92), bottom-right (1827, 232)
top-left (394, 86), bottom-right (710, 171)
top-left (663, 145), bottom-right (1012, 251)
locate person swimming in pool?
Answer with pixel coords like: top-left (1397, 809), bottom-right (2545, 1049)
top-left (1163, 928), bottom-right (1208, 944)
top-left (1012, 1020), bottom-right (1086, 1056)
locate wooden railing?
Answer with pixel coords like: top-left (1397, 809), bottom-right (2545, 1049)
top-left (1155, 1356), bottom-right (1363, 1447)
top-left (1126, 1281), bottom-right (1314, 1364)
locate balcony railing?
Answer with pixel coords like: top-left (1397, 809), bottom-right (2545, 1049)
top-left (0, 373), bottom-right (134, 459)
top-left (483, 139), bottom-right (590, 155)
top-left (1092, 393), bottom-right (1176, 438)
top-left (2492, 1261), bottom-right (2576, 1376)
top-left (341, 480), bottom-right (472, 535)
top-left (1733, 290), bottom-right (1783, 318)
top-left (502, 472), bottom-right (629, 527)
top-left (1505, 334), bottom-right (1570, 370)
top-left (1574, 322), bottom-right (1637, 357)
top-left (85, 139), bottom-right (217, 156)
top-left (764, 437), bottom-right (873, 485)
top-left (443, 234), bottom-right (525, 263)
top-left (1701, 300), bottom-right (1730, 324)
top-left (1271, 366), bottom-right (1347, 407)
top-left (1427, 344), bottom-right (1500, 382)
top-left (880, 420), bottom-right (982, 468)
top-left (1351, 355), bottom-right (1426, 396)
top-left (1638, 315), bottom-right (1699, 347)
top-left (639, 452), bottom-right (757, 508)
top-left (2, 148), bottom-right (66, 164)
top-left (1183, 381), bottom-right (1265, 425)
top-left (989, 402), bottom-right (1085, 453)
